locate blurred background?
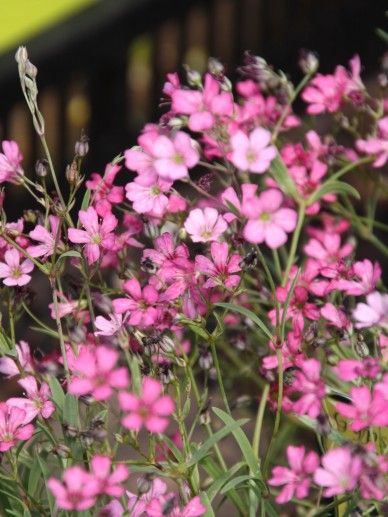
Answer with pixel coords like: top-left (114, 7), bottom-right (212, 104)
top-left (0, 0), bottom-right (386, 185)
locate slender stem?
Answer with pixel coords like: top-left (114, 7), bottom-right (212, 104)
top-left (252, 384), bottom-right (270, 462)
top-left (273, 348), bottom-right (284, 435)
top-left (209, 337), bottom-right (232, 415)
top-left (329, 155), bottom-right (374, 182)
top-left (0, 232), bottom-right (47, 273)
top-left (283, 202), bottom-right (305, 285)
top-left (51, 281), bottom-right (69, 379)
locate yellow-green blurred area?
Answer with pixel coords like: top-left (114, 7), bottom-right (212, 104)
top-left (0, 0), bottom-right (93, 55)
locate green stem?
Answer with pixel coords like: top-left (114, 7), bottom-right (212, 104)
top-left (283, 202), bottom-right (305, 285)
top-left (209, 337), bottom-right (232, 415)
top-left (51, 281), bottom-right (69, 379)
top-left (252, 383), bottom-right (270, 462)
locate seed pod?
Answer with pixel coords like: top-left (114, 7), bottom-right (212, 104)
top-left (355, 333), bottom-right (369, 358)
top-left (35, 159), bottom-right (48, 177)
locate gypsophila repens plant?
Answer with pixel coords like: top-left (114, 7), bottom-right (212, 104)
top-left (0, 45), bottom-right (386, 516)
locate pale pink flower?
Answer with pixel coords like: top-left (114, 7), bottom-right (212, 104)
top-left (195, 241), bottom-right (241, 289)
top-left (95, 313), bottom-right (123, 336)
top-left (314, 448), bottom-right (362, 497)
top-left (171, 73), bottom-right (233, 131)
top-left (48, 466), bottom-right (98, 511)
top-left (7, 376), bottom-right (55, 423)
top-left (353, 291), bottom-right (388, 329)
top-left (98, 500), bottom-right (124, 517)
top-left (184, 207), bottom-right (227, 243)
top-left (147, 495), bottom-right (206, 516)
top-left (242, 189), bottom-right (297, 248)
top-left (335, 386), bottom-right (388, 431)
top-left (112, 278), bottom-right (159, 327)
top-left (119, 377), bottom-right (175, 433)
top-left (336, 259), bottom-right (381, 295)
top-left (304, 233), bottom-right (353, 267)
top-left (0, 140), bottom-right (23, 184)
top-left (48, 292), bottom-right (78, 320)
top-left (356, 116), bottom-right (388, 167)
top-left (229, 128), bottom-right (276, 173)
top-left (68, 206), bottom-right (117, 264)
top-left (143, 232), bottom-right (189, 268)
top-left (152, 131), bottom-right (199, 181)
top-left (27, 215), bottom-right (62, 258)
top-left (0, 403), bottom-right (34, 451)
top-left (289, 359), bottom-right (326, 418)
top-left (86, 163), bottom-right (124, 216)
top-left (0, 248), bottom-right (33, 286)
top-left (127, 478), bottom-right (168, 517)
top-left (89, 455), bottom-right (129, 497)
top-left (220, 183), bottom-right (258, 222)
top-left (0, 340), bottom-right (33, 378)
top-left (68, 345), bottom-right (129, 401)
top-left (125, 176), bottom-right (172, 217)
top-left (268, 445), bottom-right (319, 503)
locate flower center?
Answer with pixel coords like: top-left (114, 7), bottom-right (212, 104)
top-left (260, 212), bottom-right (271, 221)
top-left (92, 234), bottom-right (102, 244)
top-left (174, 154), bottom-right (184, 164)
top-left (246, 150), bottom-right (257, 163)
top-left (151, 186), bottom-right (161, 195)
top-left (11, 267), bottom-right (22, 279)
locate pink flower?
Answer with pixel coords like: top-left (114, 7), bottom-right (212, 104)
top-left (151, 131), bottom-right (199, 181)
top-left (68, 345), bottom-right (129, 401)
top-left (7, 376), bottom-right (55, 423)
top-left (314, 448), bottom-right (362, 497)
top-left (143, 232), bottom-right (189, 268)
top-left (95, 313), bottom-right (123, 336)
top-left (125, 176), bottom-right (172, 217)
top-left (171, 73), bottom-right (233, 132)
top-left (242, 189), bottom-right (297, 248)
top-left (89, 455), bottom-right (129, 497)
top-left (335, 386), bottom-right (388, 431)
top-left (336, 259), bottom-right (381, 296)
top-left (320, 303), bottom-right (349, 329)
top-left (68, 207), bottom-right (117, 264)
top-left (119, 377), bottom-right (175, 433)
top-left (288, 359), bottom-right (326, 418)
top-left (304, 233), bottom-right (353, 267)
top-left (0, 403), bottom-right (34, 451)
top-left (195, 241), bottom-right (241, 289)
top-left (334, 358), bottom-right (380, 381)
top-left (268, 445), bottom-right (319, 503)
top-left (147, 495), bottom-right (206, 516)
top-left (127, 478), bottom-right (168, 517)
top-left (98, 500), bottom-right (124, 517)
top-left (184, 207), bottom-right (227, 243)
top-left (27, 215), bottom-right (62, 258)
top-left (356, 116), bottom-right (388, 167)
top-left (86, 163), bottom-right (124, 216)
top-left (48, 466), bottom-right (98, 511)
top-left (0, 248), bottom-right (33, 286)
top-left (0, 140), bottom-right (23, 184)
top-left (48, 292), bottom-right (79, 320)
top-left (353, 291), bottom-right (388, 329)
top-left (0, 340), bottom-right (33, 378)
top-left (112, 278), bottom-right (159, 327)
top-left (229, 128), bottom-right (276, 173)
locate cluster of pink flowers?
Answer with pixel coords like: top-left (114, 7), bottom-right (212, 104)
top-left (0, 47), bottom-right (387, 515)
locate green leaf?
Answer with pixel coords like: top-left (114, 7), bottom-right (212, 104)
top-left (280, 269), bottom-right (300, 341)
top-left (212, 408), bottom-right (259, 475)
top-left (128, 354), bottom-right (141, 394)
top-left (37, 456), bottom-right (55, 515)
top-left (270, 155), bottom-right (299, 200)
top-left (27, 456), bottom-right (41, 497)
top-left (57, 250), bottom-right (82, 261)
top-left (215, 303), bottom-right (273, 340)
top-left (185, 418), bottom-right (249, 467)
top-left (0, 332), bottom-right (16, 356)
top-left (264, 500), bottom-right (278, 517)
top-left (220, 474), bottom-right (258, 494)
top-left (199, 492), bottom-right (215, 517)
top-left (206, 462), bottom-right (246, 502)
top-left (63, 393), bottom-right (79, 426)
top-left (47, 376), bottom-right (65, 414)
top-left (80, 188), bottom-right (91, 211)
top-left (308, 180), bottom-right (360, 205)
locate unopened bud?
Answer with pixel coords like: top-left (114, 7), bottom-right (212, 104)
top-left (75, 133), bottom-right (89, 157)
top-left (35, 159), bottom-right (48, 177)
top-left (25, 60), bottom-right (38, 78)
top-left (355, 334), bottom-right (369, 358)
top-left (184, 65), bottom-right (202, 87)
top-left (137, 475), bottom-right (152, 494)
top-left (159, 335), bottom-right (175, 354)
top-left (298, 49), bottom-right (319, 75)
top-left (66, 161), bottom-right (79, 185)
top-left (15, 46), bottom-right (28, 65)
top-left (51, 444), bottom-right (71, 458)
top-left (208, 57), bottom-right (224, 77)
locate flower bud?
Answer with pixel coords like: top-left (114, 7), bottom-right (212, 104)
top-left (35, 159), bottom-right (48, 177)
top-left (208, 57), bottom-right (224, 77)
top-left (75, 133), bottom-right (89, 157)
top-left (15, 46), bottom-right (28, 65)
top-left (298, 49), bottom-right (319, 75)
top-left (184, 65), bottom-right (202, 87)
top-left (25, 60), bottom-right (38, 78)
top-left (137, 475), bottom-right (152, 494)
top-left (355, 333), bottom-right (369, 358)
top-left (66, 161), bottom-right (79, 185)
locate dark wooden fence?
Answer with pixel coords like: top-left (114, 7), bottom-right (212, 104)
top-left (0, 0), bottom-right (385, 187)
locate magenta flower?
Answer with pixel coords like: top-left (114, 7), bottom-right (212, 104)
top-left (242, 188), bottom-right (297, 248)
top-left (334, 358), bottom-right (380, 382)
top-left (27, 215), bottom-right (62, 258)
top-left (268, 445), bottom-right (319, 503)
top-left (147, 495), bottom-right (206, 516)
top-left (353, 291), bottom-right (388, 329)
top-left (357, 116), bottom-right (388, 167)
top-left (68, 206), bottom-right (117, 264)
top-left (112, 278), bottom-right (159, 327)
top-left (0, 248), bottom-right (33, 286)
top-left (184, 207), bottom-right (227, 243)
top-left (85, 162), bottom-right (124, 216)
top-left (125, 176), bottom-right (172, 217)
top-left (48, 466), bottom-right (98, 511)
top-left (171, 73), bottom-right (233, 132)
top-left (0, 403), bottom-right (34, 451)
top-left (320, 302), bottom-right (349, 329)
top-left (229, 128), bottom-right (276, 173)
top-left (314, 448), bottom-right (362, 497)
top-left (7, 376), bottom-right (55, 423)
top-left (195, 241), bottom-right (241, 289)
top-left (68, 345), bottom-right (129, 401)
top-left (143, 232), bottom-right (189, 268)
top-left (119, 377), bottom-right (175, 433)
top-left (89, 455), bottom-right (129, 497)
top-left (335, 386), bottom-right (388, 431)
top-left (0, 340), bottom-right (33, 378)
top-left (0, 140), bottom-right (23, 184)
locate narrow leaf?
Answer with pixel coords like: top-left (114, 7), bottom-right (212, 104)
top-left (215, 303), bottom-right (273, 340)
